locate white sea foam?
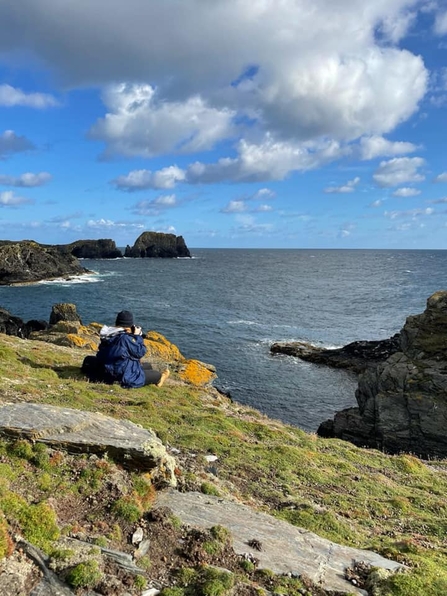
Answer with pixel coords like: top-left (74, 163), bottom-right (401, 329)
top-left (38, 274), bottom-right (101, 286)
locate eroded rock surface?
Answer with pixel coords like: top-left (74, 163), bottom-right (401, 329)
top-left (0, 403), bottom-right (177, 487)
top-left (156, 489), bottom-right (404, 596)
top-left (0, 241), bottom-right (89, 285)
top-left (318, 291), bottom-right (447, 458)
top-left (124, 231), bottom-right (191, 258)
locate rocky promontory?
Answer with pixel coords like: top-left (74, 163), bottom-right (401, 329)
top-left (125, 231), bottom-right (191, 258)
top-left (0, 240), bottom-right (89, 285)
top-left (317, 291), bottom-right (447, 458)
top-left (63, 238), bottom-right (122, 259)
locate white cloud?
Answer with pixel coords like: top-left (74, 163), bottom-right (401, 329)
top-left (221, 200), bottom-right (247, 214)
top-left (0, 84), bottom-right (58, 108)
top-left (0, 1), bottom-right (429, 153)
top-left (373, 157), bottom-right (425, 187)
top-left (0, 190), bottom-right (34, 207)
top-left (359, 135), bottom-right (417, 160)
top-left (434, 172), bottom-right (447, 183)
top-left (392, 187), bottom-right (421, 197)
top-left (252, 188), bottom-right (276, 200)
top-left (89, 84), bottom-right (235, 158)
top-left (429, 197), bottom-right (447, 204)
top-left (86, 218), bottom-right (145, 230)
top-left (0, 172), bottom-right (52, 187)
top-left (369, 199), bottom-right (384, 207)
top-left (114, 166), bottom-right (186, 191)
top-left (0, 130), bottom-right (35, 158)
top-left (385, 207), bottom-right (434, 219)
top-left (434, 10), bottom-right (447, 35)
top-left (254, 204), bottom-right (273, 212)
top-left (131, 195), bottom-right (178, 216)
top-left (324, 177), bottom-right (360, 194)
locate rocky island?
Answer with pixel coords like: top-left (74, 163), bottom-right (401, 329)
top-left (125, 231), bottom-right (191, 258)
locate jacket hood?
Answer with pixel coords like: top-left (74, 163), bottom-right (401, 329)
top-left (100, 325), bottom-right (124, 338)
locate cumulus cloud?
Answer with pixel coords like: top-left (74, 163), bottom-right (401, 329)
top-left (359, 135), bottom-right (417, 160)
top-left (434, 10), bottom-right (447, 35)
top-left (392, 187), bottom-right (421, 197)
top-left (0, 84), bottom-right (58, 108)
top-left (131, 194), bottom-right (178, 216)
top-left (113, 166), bottom-right (186, 191)
top-left (0, 1), bottom-right (429, 153)
top-left (86, 218), bottom-right (145, 230)
top-left (0, 130), bottom-right (35, 158)
top-left (0, 190), bottom-right (34, 207)
top-left (221, 200), bottom-right (248, 214)
top-left (373, 157), bottom-right (425, 187)
top-left (324, 177), bottom-right (360, 194)
top-left (369, 199), bottom-right (384, 207)
top-left (89, 84), bottom-right (235, 158)
top-left (385, 207), bottom-right (434, 219)
top-left (434, 172), bottom-right (447, 183)
top-left (252, 188), bottom-right (276, 200)
top-left (0, 172), bottom-right (52, 187)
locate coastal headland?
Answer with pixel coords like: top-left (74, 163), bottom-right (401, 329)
top-left (0, 232), bottom-right (191, 286)
top-left (0, 301), bottom-right (446, 594)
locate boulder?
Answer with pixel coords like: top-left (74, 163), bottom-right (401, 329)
top-left (318, 291), bottom-right (447, 458)
top-left (0, 307), bottom-right (47, 339)
top-left (0, 240), bottom-right (89, 285)
top-left (271, 334), bottom-right (401, 374)
top-left (124, 231), bottom-right (191, 258)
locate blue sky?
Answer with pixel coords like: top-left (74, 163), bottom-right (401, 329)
top-left (0, 0), bottom-right (446, 249)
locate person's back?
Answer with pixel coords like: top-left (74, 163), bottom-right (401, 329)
top-left (97, 324), bottom-right (147, 388)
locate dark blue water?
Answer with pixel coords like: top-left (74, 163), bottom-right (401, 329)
top-left (1, 249), bottom-right (446, 431)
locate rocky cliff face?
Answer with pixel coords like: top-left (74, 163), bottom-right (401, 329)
top-left (65, 239), bottom-right (122, 259)
top-left (0, 241), bottom-right (89, 285)
top-left (124, 231), bottom-right (191, 258)
top-left (318, 291), bottom-right (447, 458)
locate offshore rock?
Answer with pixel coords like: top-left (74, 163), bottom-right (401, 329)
top-left (318, 291), bottom-right (447, 458)
top-left (0, 307), bottom-right (47, 339)
top-left (124, 231), bottom-right (191, 258)
top-left (271, 334), bottom-right (401, 374)
top-left (64, 238), bottom-right (122, 259)
top-left (0, 240), bottom-right (89, 285)
top-left (0, 403), bottom-right (177, 487)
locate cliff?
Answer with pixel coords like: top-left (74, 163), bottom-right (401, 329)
top-left (0, 303), bottom-right (445, 595)
top-left (318, 291), bottom-right (447, 459)
top-left (64, 239), bottom-right (122, 259)
top-left (0, 240), bottom-right (89, 285)
top-left (124, 231), bottom-right (191, 258)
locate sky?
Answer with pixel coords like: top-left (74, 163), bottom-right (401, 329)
top-left (0, 1), bottom-right (446, 249)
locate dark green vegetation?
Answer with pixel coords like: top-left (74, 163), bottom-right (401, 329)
top-left (0, 333), bottom-right (446, 594)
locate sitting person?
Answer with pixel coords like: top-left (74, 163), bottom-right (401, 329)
top-left (83, 310), bottom-right (169, 388)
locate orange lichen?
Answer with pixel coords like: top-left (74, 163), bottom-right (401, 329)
top-left (178, 359), bottom-right (216, 387)
top-left (66, 334), bottom-right (98, 351)
top-left (144, 331), bottom-right (184, 362)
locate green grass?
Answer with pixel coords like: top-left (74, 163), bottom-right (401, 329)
top-left (0, 333), bottom-right (447, 593)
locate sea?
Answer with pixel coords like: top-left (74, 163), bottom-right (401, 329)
top-left (1, 249), bottom-right (446, 432)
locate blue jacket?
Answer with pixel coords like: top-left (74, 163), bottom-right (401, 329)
top-left (97, 328), bottom-right (147, 388)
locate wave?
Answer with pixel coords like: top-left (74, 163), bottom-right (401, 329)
top-left (38, 273), bottom-right (101, 286)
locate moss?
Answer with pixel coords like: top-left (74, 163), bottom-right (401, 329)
top-left (66, 560), bottom-right (102, 588)
top-left (160, 588), bottom-right (186, 596)
top-left (176, 566), bottom-right (197, 586)
top-left (0, 517), bottom-right (13, 558)
top-left (134, 574), bottom-right (147, 589)
top-left (200, 482), bottom-right (221, 496)
top-left (210, 525), bottom-right (231, 542)
top-left (112, 496), bottom-right (142, 523)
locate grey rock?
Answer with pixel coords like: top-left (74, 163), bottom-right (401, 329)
top-left (318, 291), bottom-right (447, 457)
top-left (156, 489), bottom-right (404, 596)
top-left (49, 303), bottom-right (82, 325)
top-left (125, 231), bottom-right (191, 258)
top-left (64, 239), bottom-right (122, 259)
top-left (0, 240), bottom-right (89, 285)
top-left (0, 403), bottom-right (177, 487)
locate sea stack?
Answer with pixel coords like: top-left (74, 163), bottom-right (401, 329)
top-left (124, 231), bottom-right (191, 258)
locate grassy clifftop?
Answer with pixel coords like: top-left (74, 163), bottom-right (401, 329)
top-left (0, 333), bottom-right (447, 595)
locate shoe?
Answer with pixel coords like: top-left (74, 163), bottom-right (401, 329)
top-left (156, 368), bottom-right (170, 387)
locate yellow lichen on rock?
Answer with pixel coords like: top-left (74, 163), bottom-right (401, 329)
top-left (66, 334), bottom-right (98, 351)
top-left (143, 331), bottom-right (184, 363)
top-left (178, 359), bottom-right (217, 387)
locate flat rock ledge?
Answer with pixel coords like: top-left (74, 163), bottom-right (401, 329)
top-left (0, 403), bottom-right (177, 487)
top-left (157, 490), bottom-right (404, 596)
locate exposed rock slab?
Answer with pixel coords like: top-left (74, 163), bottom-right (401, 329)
top-left (0, 403), bottom-right (177, 487)
top-left (271, 335), bottom-right (401, 374)
top-left (156, 489), bottom-right (404, 596)
top-left (318, 291), bottom-right (447, 458)
top-left (125, 231), bottom-right (191, 258)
